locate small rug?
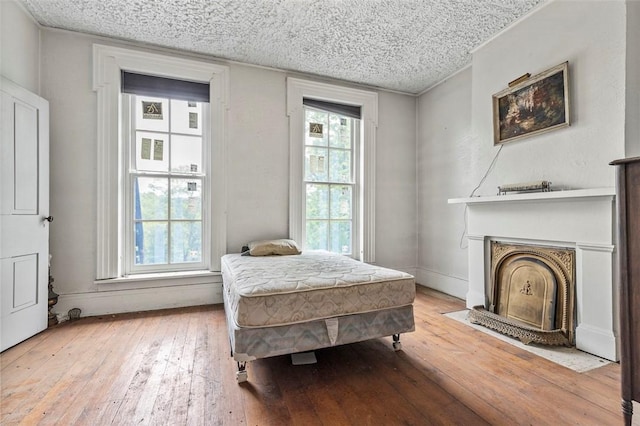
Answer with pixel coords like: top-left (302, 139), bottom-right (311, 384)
top-left (443, 310), bottom-right (611, 372)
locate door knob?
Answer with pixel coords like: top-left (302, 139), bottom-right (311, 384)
top-left (44, 216), bottom-right (54, 223)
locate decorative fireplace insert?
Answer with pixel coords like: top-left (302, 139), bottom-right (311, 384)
top-left (468, 242), bottom-right (575, 346)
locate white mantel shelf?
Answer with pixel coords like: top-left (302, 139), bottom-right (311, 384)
top-left (448, 187), bottom-right (615, 205)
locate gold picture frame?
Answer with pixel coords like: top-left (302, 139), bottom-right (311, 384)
top-left (493, 62), bottom-right (570, 145)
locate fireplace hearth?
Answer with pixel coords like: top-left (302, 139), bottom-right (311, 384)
top-left (468, 242), bottom-right (575, 346)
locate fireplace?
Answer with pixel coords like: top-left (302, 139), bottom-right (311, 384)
top-left (468, 242), bottom-right (575, 346)
top-left (448, 188), bottom-right (618, 361)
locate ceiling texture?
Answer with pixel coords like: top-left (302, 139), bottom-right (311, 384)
top-left (20, 0), bottom-right (545, 94)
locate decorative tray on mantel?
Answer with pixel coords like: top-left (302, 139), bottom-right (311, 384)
top-left (497, 180), bottom-right (551, 195)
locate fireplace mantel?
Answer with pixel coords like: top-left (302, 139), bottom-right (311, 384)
top-left (448, 187), bottom-right (618, 361)
top-left (448, 187), bottom-right (615, 205)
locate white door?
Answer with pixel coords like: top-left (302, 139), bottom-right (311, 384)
top-left (0, 77), bottom-right (50, 352)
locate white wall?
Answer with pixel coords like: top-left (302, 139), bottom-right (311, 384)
top-left (626, 0), bottom-right (640, 157)
top-left (472, 1), bottom-right (626, 193)
top-left (226, 67), bottom-right (418, 272)
top-left (41, 31), bottom-right (97, 296)
top-left (38, 29), bottom-right (417, 315)
top-left (417, 1), bottom-right (628, 297)
top-left (0, 0), bottom-right (40, 93)
top-left (416, 68), bottom-right (474, 298)
top-left (20, 0), bottom-right (636, 315)
top-left (226, 64), bottom-right (290, 252)
top-left (376, 91), bottom-right (417, 273)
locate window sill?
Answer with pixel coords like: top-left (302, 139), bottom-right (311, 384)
top-left (95, 270), bottom-right (222, 292)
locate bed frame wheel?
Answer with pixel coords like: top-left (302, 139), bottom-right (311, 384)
top-left (236, 362), bottom-right (248, 383)
top-left (236, 370), bottom-right (248, 383)
top-left (392, 334), bottom-right (402, 351)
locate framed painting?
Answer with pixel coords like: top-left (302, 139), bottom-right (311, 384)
top-left (492, 62), bottom-right (570, 145)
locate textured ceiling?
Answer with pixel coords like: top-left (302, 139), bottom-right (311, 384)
top-left (20, 0), bottom-right (545, 94)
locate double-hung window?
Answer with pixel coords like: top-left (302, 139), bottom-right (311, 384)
top-left (303, 99), bottom-right (360, 255)
top-left (121, 72), bottom-right (209, 273)
top-left (93, 45), bottom-right (228, 281)
top-left (287, 78), bottom-right (378, 262)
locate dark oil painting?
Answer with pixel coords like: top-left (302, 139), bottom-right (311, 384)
top-left (494, 63), bottom-right (568, 144)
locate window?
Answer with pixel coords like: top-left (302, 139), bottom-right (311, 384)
top-left (303, 104), bottom-right (360, 255)
top-left (287, 78), bottom-right (378, 262)
top-left (122, 93), bottom-right (208, 273)
top-left (93, 45), bottom-right (228, 280)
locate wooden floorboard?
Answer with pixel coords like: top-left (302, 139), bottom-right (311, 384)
top-left (0, 286), bottom-right (632, 425)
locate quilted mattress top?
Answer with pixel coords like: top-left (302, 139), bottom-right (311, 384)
top-left (221, 251), bottom-right (415, 328)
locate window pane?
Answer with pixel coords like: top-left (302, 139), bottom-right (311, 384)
top-left (305, 109), bottom-right (328, 147)
top-left (330, 221), bottom-right (351, 255)
top-left (306, 184), bottom-right (329, 219)
top-left (306, 220), bottom-right (328, 250)
top-left (329, 114), bottom-right (351, 149)
top-left (135, 131), bottom-right (169, 172)
top-left (171, 221), bottom-right (202, 263)
top-left (136, 177), bottom-right (168, 220)
top-left (135, 221), bottom-right (168, 265)
top-left (170, 99), bottom-right (203, 136)
top-left (305, 147), bottom-right (328, 182)
top-left (329, 149), bottom-right (352, 183)
top-left (330, 185), bottom-right (352, 219)
top-left (135, 96), bottom-right (169, 132)
top-left (171, 178), bottom-right (202, 220)
top-left (171, 135), bottom-right (202, 173)
top-left (302, 105), bottom-right (358, 257)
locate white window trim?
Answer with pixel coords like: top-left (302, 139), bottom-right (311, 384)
top-left (287, 78), bottom-right (378, 263)
top-left (93, 44), bottom-right (229, 279)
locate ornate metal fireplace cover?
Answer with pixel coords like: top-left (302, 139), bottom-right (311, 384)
top-left (468, 306), bottom-right (571, 346)
top-left (468, 242), bottom-right (575, 346)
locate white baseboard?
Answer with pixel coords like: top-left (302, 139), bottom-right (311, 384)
top-left (415, 267), bottom-right (468, 300)
top-left (383, 265), bottom-right (417, 277)
top-left (53, 282), bottom-right (224, 321)
top-left (52, 268), bottom-right (467, 322)
top-left (366, 260), bottom-right (416, 277)
top-left (576, 323), bottom-right (619, 362)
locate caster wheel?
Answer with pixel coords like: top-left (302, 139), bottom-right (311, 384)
top-left (236, 370), bottom-right (248, 383)
top-left (393, 341), bottom-right (402, 351)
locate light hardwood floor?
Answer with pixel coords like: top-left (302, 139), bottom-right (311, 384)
top-left (0, 287), bottom-right (628, 425)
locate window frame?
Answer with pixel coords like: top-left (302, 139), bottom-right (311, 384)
top-left (287, 78), bottom-right (378, 262)
top-left (302, 106), bottom-right (360, 255)
top-left (93, 44), bottom-right (229, 280)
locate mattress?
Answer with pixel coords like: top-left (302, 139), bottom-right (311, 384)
top-left (221, 251), bottom-right (415, 328)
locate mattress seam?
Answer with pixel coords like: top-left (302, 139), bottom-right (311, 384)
top-left (228, 303), bottom-right (415, 330)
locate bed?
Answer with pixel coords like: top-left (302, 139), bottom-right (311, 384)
top-left (221, 249), bottom-right (416, 382)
